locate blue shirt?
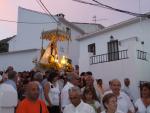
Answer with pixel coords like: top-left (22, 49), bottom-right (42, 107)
top-left (5, 80), bottom-right (17, 90)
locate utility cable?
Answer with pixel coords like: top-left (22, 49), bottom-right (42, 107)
top-left (38, 0), bottom-right (60, 24)
top-left (0, 18), bottom-right (55, 24)
top-left (73, 0), bottom-right (150, 18)
top-left (36, 0), bottom-right (48, 13)
top-left (92, 0), bottom-right (149, 17)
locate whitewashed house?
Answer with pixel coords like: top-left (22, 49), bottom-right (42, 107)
top-left (0, 7), bottom-right (104, 71)
top-left (78, 16), bottom-right (150, 100)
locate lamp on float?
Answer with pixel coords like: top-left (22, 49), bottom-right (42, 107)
top-left (60, 56), bottom-right (67, 65)
top-left (54, 55), bottom-right (58, 63)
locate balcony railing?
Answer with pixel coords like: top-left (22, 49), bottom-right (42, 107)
top-left (90, 50), bottom-right (128, 65)
top-left (137, 50), bottom-right (147, 61)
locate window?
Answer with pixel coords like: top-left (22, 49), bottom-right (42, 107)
top-left (107, 40), bottom-right (119, 61)
top-left (0, 42), bottom-right (9, 53)
top-left (66, 27), bottom-right (71, 37)
top-left (88, 43), bottom-right (96, 55)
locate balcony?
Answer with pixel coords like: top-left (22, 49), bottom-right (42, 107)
top-left (137, 50), bottom-right (147, 61)
top-left (90, 50), bottom-right (128, 65)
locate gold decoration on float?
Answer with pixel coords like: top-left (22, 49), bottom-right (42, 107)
top-left (36, 28), bottom-right (73, 72)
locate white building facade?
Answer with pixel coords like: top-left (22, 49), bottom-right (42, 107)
top-left (0, 7), bottom-right (103, 71)
top-left (78, 17), bottom-right (150, 100)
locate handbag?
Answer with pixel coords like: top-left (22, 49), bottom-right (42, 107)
top-left (40, 103), bottom-right (42, 113)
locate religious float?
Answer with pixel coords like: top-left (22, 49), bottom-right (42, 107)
top-left (33, 28), bottom-right (73, 72)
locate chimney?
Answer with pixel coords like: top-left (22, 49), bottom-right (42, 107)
top-left (56, 13), bottom-right (65, 18)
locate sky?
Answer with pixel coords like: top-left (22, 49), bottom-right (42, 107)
top-left (0, 0), bottom-right (150, 40)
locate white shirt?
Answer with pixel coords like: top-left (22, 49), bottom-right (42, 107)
top-left (101, 110), bottom-right (125, 113)
top-left (56, 79), bottom-right (64, 91)
top-left (117, 92), bottom-right (135, 113)
top-left (0, 83), bottom-right (18, 113)
top-left (134, 98), bottom-right (150, 113)
top-left (63, 101), bottom-right (96, 113)
top-left (36, 81), bottom-right (45, 101)
top-left (48, 82), bottom-right (60, 106)
top-left (61, 82), bottom-right (74, 109)
top-left (93, 100), bottom-right (101, 110)
top-left (86, 100), bottom-right (101, 113)
top-left (122, 86), bottom-right (134, 101)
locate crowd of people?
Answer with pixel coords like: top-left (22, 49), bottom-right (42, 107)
top-left (0, 66), bottom-right (150, 113)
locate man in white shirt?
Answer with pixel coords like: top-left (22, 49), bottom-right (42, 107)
top-left (5, 71), bottom-right (17, 90)
top-left (104, 79), bottom-right (135, 113)
top-left (122, 78), bottom-right (134, 102)
top-left (63, 86), bottom-right (96, 113)
top-left (0, 77), bottom-right (18, 113)
top-left (61, 72), bottom-right (80, 110)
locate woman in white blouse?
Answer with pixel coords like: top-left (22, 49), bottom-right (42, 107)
top-left (44, 71), bottom-right (60, 113)
top-left (134, 83), bottom-right (150, 113)
top-left (101, 93), bottom-right (124, 113)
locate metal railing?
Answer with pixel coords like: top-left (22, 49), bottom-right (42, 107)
top-left (137, 50), bottom-right (147, 61)
top-left (90, 50), bottom-right (128, 65)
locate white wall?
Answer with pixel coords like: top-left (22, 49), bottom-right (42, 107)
top-left (79, 18), bottom-right (150, 101)
top-left (9, 7), bottom-right (57, 51)
top-left (8, 7), bottom-right (107, 67)
top-left (79, 18), bottom-right (150, 73)
top-left (74, 23), bottom-right (104, 33)
top-left (0, 49), bottom-right (40, 71)
top-left (8, 7), bottom-right (84, 66)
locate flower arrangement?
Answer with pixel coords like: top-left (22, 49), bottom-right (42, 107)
top-left (39, 62), bottom-right (60, 71)
top-left (64, 63), bottom-right (74, 72)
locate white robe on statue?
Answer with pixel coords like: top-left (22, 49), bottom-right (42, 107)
top-left (40, 43), bottom-right (52, 64)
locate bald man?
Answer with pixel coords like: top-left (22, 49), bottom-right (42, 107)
top-left (16, 81), bottom-right (49, 113)
top-left (63, 86), bottom-right (96, 113)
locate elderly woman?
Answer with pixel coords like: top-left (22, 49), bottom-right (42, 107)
top-left (134, 82), bottom-right (150, 113)
top-left (101, 93), bottom-right (124, 113)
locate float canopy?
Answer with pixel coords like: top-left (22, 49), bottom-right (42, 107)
top-left (41, 29), bottom-right (70, 42)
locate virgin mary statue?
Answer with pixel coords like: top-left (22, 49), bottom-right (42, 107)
top-left (40, 41), bottom-right (58, 65)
